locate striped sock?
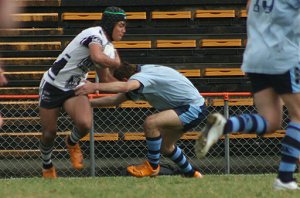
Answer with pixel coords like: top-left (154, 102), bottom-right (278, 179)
top-left (224, 114), bottom-right (267, 135)
top-left (167, 146), bottom-right (194, 176)
top-left (39, 140), bottom-right (54, 169)
top-left (146, 136), bottom-right (162, 169)
top-left (68, 127), bottom-right (83, 146)
top-left (278, 122), bottom-right (300, 182)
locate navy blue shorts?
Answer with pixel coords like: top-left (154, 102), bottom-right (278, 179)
top-left (39, 80), bottom-right (75, 109)
top-left (247, 66), bottom-right (300, 94)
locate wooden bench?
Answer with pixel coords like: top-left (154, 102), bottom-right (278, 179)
top-left (123, 130), bottom-right (286, 141)
top-left (240, 9), bottom-right (247, 18)
top-left (177, 69), bottom-right (201, 77)
top-left (0, 57), bottom-right (56, 65)
top-left (15, 0), bottom-right (61, 7)
top-left (0, 131), bottom-right (118, 141)
top-left (0, 87), bottom-right (39, 95)
top-left (151, 11), bottom-right (192, 19)
top-left (0, 41), bottom-right (61, 51)
top-left (12, 13), bottom-right (59, 22)
top-left (203, 68), bottom-right (245, 77)
top-left (228, 130), bottom-right (286, 139)
top-left (0, 129), bottom-right (287, 157)
top-left (200, 39), bottom-right (243, 47)
top-left (113, 41), bottom-right (152, 49)
top-left (206, 98), bottom-right (253, 107)
top-left (0, 97), bottom-right (254, 116)
top-left (195, 10), bottom-right (236, 18)
top-left (104, 69), bottom-right (199, 79)
top-left (124, 132), bottom-right (199, 140)
top-left (3, 71), bottom-right (44, 80)
top-left (0, 28), bottom-right (63, 36)
top-left (61, 12), bottom-right (147, 21)
top-left (4, 69), bottom-right (200, 82)
top-left (0, 131), bottom-right (117, 157)
top-left (2, 71), bottom-right (97, 84)
top-left (0, 149), bottom-right (63, 158)
top-left (2, 117), bottom-right (40, 126)
top-left (156, 40), bottom-right (196, 48)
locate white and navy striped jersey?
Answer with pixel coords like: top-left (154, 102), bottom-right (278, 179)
top-left (42, 26), bottom-right (114, 91)
top-left (242, 0), bottom-right (300, 74)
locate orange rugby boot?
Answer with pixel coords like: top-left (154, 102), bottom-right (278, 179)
top-left (65, 136), bottom-right (84, 170)
top-left (127, 161), bottom-right (160, 177)
top-left (42, 166), bottom-right (57, 179)
top-left (192, 170), bottom-right (203, 178)
top-left (182, 170), bottom-right (203, 178)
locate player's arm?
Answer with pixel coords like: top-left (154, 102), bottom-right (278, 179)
top-left (90, 93), bottom-right (127, 108)
top-left (89, 43), bottom-right (121, 68)
top-left (0, 66), bottom-right (8, 86)
top-left (246, 0), bottom-right (251, 12)
top-left (75, 80), bottom-right (141, 95)
top-left (95, 67), bottom-right (119, 82)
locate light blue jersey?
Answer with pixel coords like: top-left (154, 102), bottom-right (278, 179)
top-left (127, 65), bottom-right (205, 111)
top-left (242, 0), bottom-right (300, 74)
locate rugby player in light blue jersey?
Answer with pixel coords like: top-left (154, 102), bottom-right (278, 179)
top-left (195, 0), bottom-right (300, 190)
top-left (75, 63), bottom-right (208, 178)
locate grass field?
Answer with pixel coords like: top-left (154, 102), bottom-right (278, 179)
top-left (0, 174), bottom-right (299, 198)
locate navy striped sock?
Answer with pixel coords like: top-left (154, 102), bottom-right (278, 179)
top-left (167, 146), bottom-right (194, 176)
top-left (278, 122), bottom-right (300, 182)
top-left (146, 136), bottom-right (162, 169)
top-left (69, 127), bottom-right (84, 146)
top-left (224, 114), bottom-right (267, 135)
top-left (39, 140), bottom-right (54, 169)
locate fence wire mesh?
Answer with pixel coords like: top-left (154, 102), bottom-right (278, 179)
top-left (0, 95), bottom-right (291, 178)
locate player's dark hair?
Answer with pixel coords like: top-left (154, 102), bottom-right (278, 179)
top-left (113, 62), bottom-right (137, 81)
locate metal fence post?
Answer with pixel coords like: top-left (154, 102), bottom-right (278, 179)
top-left (90, 102), bottom-right (96, 177)
top-left (88, 73), bottom-right (100, 177)
top-left (224, 94), bottom-right (230, 174)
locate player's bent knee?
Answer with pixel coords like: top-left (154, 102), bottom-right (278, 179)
top-left (160, 145), bottom-right (174, 155)
top-left (265, 125), bottom-right (281, 134)
top-left (75, 122), bottom-right (92, 134)
top-left (42, 130), bottom-right (57, 142)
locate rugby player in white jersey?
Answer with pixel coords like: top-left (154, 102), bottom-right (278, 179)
top-left (39, 6), bottom-right (126, 178)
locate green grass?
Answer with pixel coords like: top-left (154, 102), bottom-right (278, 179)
top-left (0, 174), bottom-right (299, 198)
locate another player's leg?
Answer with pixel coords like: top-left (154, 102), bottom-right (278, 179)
top-left (273, 93), bottom-right (300, 190)
top-left (168, 104), bottom-right (206, 177)
top-left (195, 112), bottom-right (269, 158)
top-left (64, 95), bottom-right (93, 170)
top-left (195, 88), bottom-right (278, 158)
top-left (39, 107), bottom-right (60, 178)
top-left (127, 113), bottom-right (163, 177)
top-left (165, 145), bottom-right (203, 178)
top-left (127, 133), bottom-right (162, 176)
top-left (64, 128), bottom-right (84, 170)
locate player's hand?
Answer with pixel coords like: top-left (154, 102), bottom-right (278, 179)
top-left (0, 66), bottom-right (7, 86)
top-left (75, 80), bottom-right (97, 95)
top-left (0, 114), bottom-right (3, 128)
top-left (246, 0), bottom-right (251, 13)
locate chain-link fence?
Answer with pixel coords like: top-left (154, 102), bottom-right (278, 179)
top-left (0, 93), bottom-right (290, 178)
